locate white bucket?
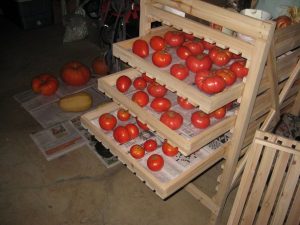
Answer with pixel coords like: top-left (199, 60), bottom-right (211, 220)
top-left (237, 9), bottom-right (272, 43)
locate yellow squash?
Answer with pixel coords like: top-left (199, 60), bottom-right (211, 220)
top-left (58, 91), bottom-right (93, 112)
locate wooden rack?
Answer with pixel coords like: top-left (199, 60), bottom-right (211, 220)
top-left (80, 0), bottom-right (294, 224)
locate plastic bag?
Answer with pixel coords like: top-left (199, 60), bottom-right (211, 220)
top-left (255, 0), bottom-right (300, 18)
top-left (63, 14), bottom-right (88, 43)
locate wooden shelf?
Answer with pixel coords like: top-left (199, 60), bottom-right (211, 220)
top-left (113, 26), bottom-right (245, 114)
top-left (81, 102), bottom-right (230, 199)
top-left (98, 68), bottom-right (236, 156)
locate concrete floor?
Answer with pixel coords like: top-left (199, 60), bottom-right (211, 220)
top-left (0, 13), bottom-right (235, 225)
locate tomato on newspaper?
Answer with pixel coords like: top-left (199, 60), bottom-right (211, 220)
top-left (130, 144), bottom-right (145, 159)
top-left (117, 108), bottom-right (131, 121)
top-left (215, 68), bottom-right (237, 86)
top-left (191, 111), bottom-right (211, 129)
top-left (186, 54), bottom-right (212, 73)
top-left (162, 141), bottom-right (179, 157)
top-left (132, 39), bottom-right (149, 58)
top-left (147, 82), bottom-right (167, 98)
top-left (125, 123), bottom-right (139, 140)
top-left (150, 97), bottom-right (172, 112)
top-left (164, 31), bottom-right (185, 47)
top-left (143, 139), bottom-right (158, 152)
top-left (170, 63), bottom-right (189, 80)
top-left (133, 76), bottom-right (147, 90)
top-left (177, 96), bottom-right (195, 110)
top-left (113, 126), bottom-right (130, 144)
top-left (152, 50), bottom-right (172, 68)
top-left (150, 35), bottom-right (166, 51)
top-left (160, 110), bottom-right (183, 130)
top-left (230, 60), bottom-right (249, 78)
top-left (209, 47), bottom-right (232, 67)
top-left (132, 90), bottom-right (149, 107)
top-left (98, 113), bottom-right (117, 131)
top-left (147, 154), bottom-right (164, 171)
top-left (116, 75), bottom-right (132, 93)
top-left (210, 106), bottom-right (227, 119)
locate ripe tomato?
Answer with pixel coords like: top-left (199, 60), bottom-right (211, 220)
top-left (183, 40), bottom-right (204, 55)
top-left (195, 71), bottom-right (226, 94)
top-left (61, 61), bottom-right (91, 86)
top-left (31, 74), bottom-right (59, 96)
top-left (275, 15), bottom-right (292, 29)
top-left (147, 154), bottom-right (164, 171)
top-left (211, 106), bottom-right (226, 119)
top-left (176, 46), bottom-right (192, 60)
top-left (186, 54), bottom-right (212, 73)
top-left (117, 108), bottom-right (131, 121)
top-left (130, 144), bottom-right (145, 159)
top-left (177, 96), bottom-right (195, 110)
top-left (152, 50), bottom-right (172, 68)
top-left (147, 82), bottom-right (167, 98)
top-left (116, 75), bottom-right (132, 93)
top-left (195, 70), bottom-right (211, 90)
top-left (164, 31), bottom-right (184, 47)
top-left (160, 110), bottom-right (183, 130)
top-left (191, 111), bottom-right (210, 129)
top-left (98, 113), bottom-right (117, 131)
top-left (162, 141), bottom-right (178, 157)
top-left (143, 139), bottom-right (158, 152)
top-left (133, 76), bottom-right (147, 90)
top-left (170, 64), bottom-right (189, 80)
top-left (132, 39), bottom-right (149, 58)
top-left (141, 73), bottom-right (155, 83)
top-left (150, 35), bottom-right (166, 51)
top-left (215, 68), bottom-right (237, 86)
top-left (132, 90), bottom-right (149, 107)
top-left (230, 60), bottom-right (249, 78)
top-left (209, 47), bottom-right (231, 66)
top-left (203, 41), bottom-right (216, 50)
top-left (125, 123), bottom-right (139, 140)
top-left (136, 118), bottom-right (149, 131)
top-left (113, 126), bottom-right (130, 144)
top-left (150, 97), bottom-right (172, 112)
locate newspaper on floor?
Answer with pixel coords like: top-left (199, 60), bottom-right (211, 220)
top-left (30, 121), bottom-right (87, 161)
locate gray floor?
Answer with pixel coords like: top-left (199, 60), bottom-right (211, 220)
top-left (0, 16), bottom-right (235, 225)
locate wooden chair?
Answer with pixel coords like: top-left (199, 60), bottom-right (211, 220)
top-left (227, 130), bottom-right (300, 225)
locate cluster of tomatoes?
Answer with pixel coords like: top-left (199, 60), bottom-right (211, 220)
top-left (131, 30), bottom-right (249, 95)
top-left (115, 72), bottom-right (231, 131)
top-left (98, 107), bottom-right (179, 172)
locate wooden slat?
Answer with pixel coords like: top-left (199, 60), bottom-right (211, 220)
top-left (240, 145), bottom-right (277, 225)
top-left (285, 184), bottom-right (300, 225)
top-left (270, 154), bottom-right (300, 225)
top-left (152, 0), bottom-right (274, 41)
top-left (274, 23), bottom-right (300, 57)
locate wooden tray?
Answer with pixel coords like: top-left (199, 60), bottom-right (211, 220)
top-left (80, 102), bottom-right (230, 199)
top-left (113, 26), bottom-right (245, 113)
top-left (98, 68), bottom-right (236, 156)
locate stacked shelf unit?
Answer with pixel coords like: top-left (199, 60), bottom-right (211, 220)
top-left (80, 0), bottom-right (288, 224)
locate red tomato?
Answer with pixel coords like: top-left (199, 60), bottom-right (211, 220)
top-left (191, 111), bottom-right (210, 129)
top-left (98, 113), bottom-right (117, 131)
top-left (147, 154), bottom-right (164, 171)
top-left (130, 144), bottom-right (145, 159)
top-left (195, 70), bottom-right (211, 90)
top-left (170, 64), bottom-right (189, 80)
top-left (132, 39), bottom-right (149, 58)
top-left (160, 110), bottom-right (183, 130)
top-left (164, 31), bottom-right (184, 47)
top-left (215, 68), bottom-right (237, 86)
top-left (162, 141), bottom-right (179, 156)
top-left (177, 96), bottom-right (195, 110)
top-left (143, 139), bottom-right (158, 152)
top-left (61, 61), bottom-right (91, 86)
top-left (31, 74), bottom-right (58, 96)
top-left (116, 75), bottom-right (132, 93)
top-left (125, 123), bottom-right (139, 140)
top-left (150, 36), bottom-right (166, 51)
top-left (195, 71), bottom-right (226, 94)
top-left (230, 60), bottom-right (249, 78)
top-left (176, 46), bottom-right (192, 60)
top-left (211, 106), bottom-right (227, 119)
top-left (113, 126), bottom-right (130, 144)
top-left (117, 108), bottom-right (131, 121)
top-left (186, 54), bottom-right (212, 73)
top-left (141, 73), bottom-right (155, 83)
top-left (136, 118), bottom-right (149, 131)
top-left (132, 90), bottom-right (149, 107)
top-left (147, 82), bottom-right (167, 98)
top-left (133, 77), bottom-right (147, 90)
top-left (203, 41), bottom-right (216, 50)
top-left (183, 40), bottom-right (204, 55)
top-left (152, 50), bottom-right (172, 68)
top-left (183, 32), bottom-right (194, 40)
top-left (150, 97), bottom-right (171, 112)
top-left (209, 47), bottom-right (231, 66)
top-left (275, 15), bottom-right (292, 29)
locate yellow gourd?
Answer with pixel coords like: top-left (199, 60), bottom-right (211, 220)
top-left (58, 92), bottom-right (93, 112)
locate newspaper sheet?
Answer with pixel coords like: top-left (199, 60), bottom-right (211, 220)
top-left (30, 121), bottom-right (87, 161)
